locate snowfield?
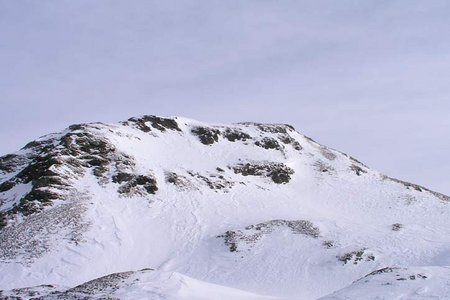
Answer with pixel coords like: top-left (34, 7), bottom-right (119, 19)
top-left (0, 115), bottom-right (449, 299)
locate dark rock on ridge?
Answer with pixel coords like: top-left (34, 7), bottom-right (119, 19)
top-left (255, 137), bottom-right (282, 151)
top-left (124, 115), bottom-right (181, 133)
top-left (191, 127), bottom-right (220, 145)
top-left (222, 128), bottom-right (251, 142)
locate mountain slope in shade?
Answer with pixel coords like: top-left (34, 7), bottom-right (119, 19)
top-left (0, 115), bottom-right (449, 300)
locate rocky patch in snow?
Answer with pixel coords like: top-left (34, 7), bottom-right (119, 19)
top-left (218, 220), bottom-right (320, 252)
top-left (391, 223), bottom-right (403, 231)
top-left (350, 164), bottom-right (367, 176)
top-left (239, 123), bottom-right (295, 134)
top-left (320, 147), bottom-right (337, 161)
top-left (112, 172), bottom-right (158, 196)
top-left (0, 199), bottom-right (89, 264)
top-left (187, 171), bottom-right (235, 191)
top-left (254, 137), bottom-right (282, 150)
top-left (278, 134), bottom-right (302, 151)
top-left (313, 160), bottom-right (335, 175)
top-left (0, 284), bottom-right (62, 299)
top-left (0, 154), bottom-right (30, 175)
top-left (55, 270), bottom-right (136, 298)
top-left (337, 248), bottom-right (375, 265)
top-left (165, 172), bottom-right (197, 191)
top-left (191, 126), bottom-right (221, 145)
top-left (222, 128), bottom-right (252, 142)
top-left (231, 161), bottom-right (294, 184)
top-left (123, 115), bottom-right (181, 133)
top-left (0, 124), bottom-right (136, 223)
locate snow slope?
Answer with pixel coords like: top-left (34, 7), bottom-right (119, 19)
top-left (319, 266), bottom-right (450, 300)
top-left (1, 269), bottom-right (278, 300)
top-left (0, 115), bottom-right (449, 299)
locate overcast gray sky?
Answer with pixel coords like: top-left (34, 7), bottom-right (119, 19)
top-left (0, 0), bottom-right (449, 195)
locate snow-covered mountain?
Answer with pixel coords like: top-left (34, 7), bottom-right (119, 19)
top-left (0, 115), bottom-right (449, 300)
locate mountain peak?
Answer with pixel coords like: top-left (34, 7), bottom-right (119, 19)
top-left (0, 115), bottom-right (448, 299)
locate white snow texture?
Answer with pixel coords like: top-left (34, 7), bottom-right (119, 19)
top-left (0, 115), bottom-right (449, 300)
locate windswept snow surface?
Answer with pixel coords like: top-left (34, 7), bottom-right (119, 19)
top-left (1, 269), bottom-right (279, 300)
top-left (0, 115), bottom-right (449, 299)
top-left (319, 266), bottom-right (450, 300)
